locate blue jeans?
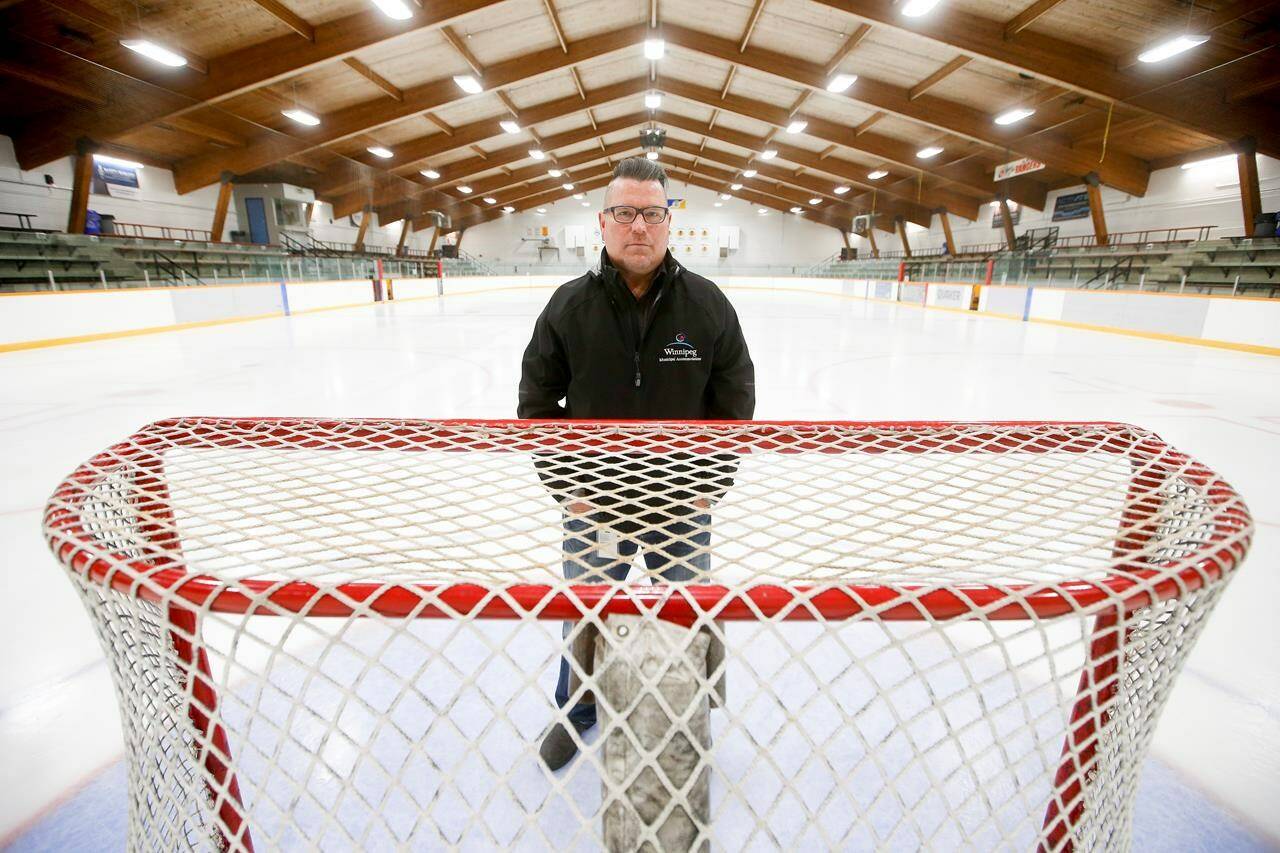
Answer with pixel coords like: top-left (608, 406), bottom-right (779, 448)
top-left (554, 511), bottom-right (712, 729)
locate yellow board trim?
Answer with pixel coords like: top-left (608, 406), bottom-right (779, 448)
top-left (1, 279), bottom-right (1277, 357)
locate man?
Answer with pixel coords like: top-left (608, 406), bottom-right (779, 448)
top-left (518, 156), bottom-right (755, 771)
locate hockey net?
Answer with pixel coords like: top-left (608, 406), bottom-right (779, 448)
top-left (44, 419), bottom-right (1252, 852)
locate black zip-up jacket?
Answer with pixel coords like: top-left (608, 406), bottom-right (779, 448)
top-left (518, 249), bottom-right (755, 527)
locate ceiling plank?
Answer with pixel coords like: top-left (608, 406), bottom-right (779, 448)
top-left (344, 57), bottom-right (403, 100)
top-left (908, 56), bottom-right (971, 101)
top-left (1003, 0), bottom-right (1070, 38)
top-left (0, 58), bottom-right (106, 104)
top-left (738, 0), bottom-right (769, 52)
top-left (171, 23), bottom-right (647, 193)
top-left (571, 67), bottom-right (587, 99)
top-left (158, 116), bottom-right (245, 146)
top-left (543, 0), bottom-right (569, 52)
top-left (12, 0), bottom-right (511, 169)
top-left (1225, 66), bottom-right (1280, 102)
top-left (246, 0), bottom-right (315, 41)
top-left (440, 26), bottom-right (485, 77)
top-left (823, 23), bottom-right (873, 76)
top-left (804, 0), bottom-right (1278, 160)
top-left (853, 111), bottom-right (885, 135)
top-left (425, 113), bottom-right (456, 135)
top-left (662, 24), bottom-right (1148, 195)
top-left (41, 0), bottom-right (209, 73)
top-left (446, 172), bottom-right (617, 230)
top-left (674, 168), bottom-right (850, 230)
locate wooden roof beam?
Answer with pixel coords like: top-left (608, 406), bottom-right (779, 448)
top-left (823, 23), bottom-right (874, 77)
top-left (0, 59), bottom-right (106, 105)
top-left (440, 26), bottom-right (486, 78)
top-left (739, 0), bottom-right (769, 52)
top-left (344, 58), bottom-right (403, 100)
top-left (543, 0), bottom-right (569, 53)
top-left (662, 23), bottom-right (1146, 195)
top-left (247, 0), bottom-right (316, 41)
top-left (171, 23), bottom-right (646, 192)
top-left (1003, 0), bottom-right (1070, 38)
top-left (13, 0), bottom-right (513, 170)
top-left (908, 56), bottom-right (971, 101)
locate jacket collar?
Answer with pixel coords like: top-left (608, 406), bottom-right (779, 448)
top-left (596, 248), bottom-right (682, 292)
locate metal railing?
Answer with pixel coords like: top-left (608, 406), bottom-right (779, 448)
top-left (112, 222), bottom-right (214, 241)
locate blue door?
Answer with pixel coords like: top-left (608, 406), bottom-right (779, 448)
top-left (245, 197), bottom-right (270, 244)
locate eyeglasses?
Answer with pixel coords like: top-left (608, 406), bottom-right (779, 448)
top-left (603, 205), bottom-right (670, 225)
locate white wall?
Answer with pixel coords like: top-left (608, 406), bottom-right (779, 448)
top-left (461, 180), bottom-right (847, 269)
top-left (0, 135), bottom-right (438, 254)
top-left (847, 154), bottom-right (1280, 257)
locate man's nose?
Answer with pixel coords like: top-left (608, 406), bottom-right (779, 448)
top-left (629, 217), bottom-right (648, 234)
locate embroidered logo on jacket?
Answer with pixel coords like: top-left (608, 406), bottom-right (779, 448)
top-left (660, 332), bottom-right (701, 363)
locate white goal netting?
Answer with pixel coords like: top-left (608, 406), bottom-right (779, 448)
top-left (43, 419), bottom-right (1252, 852)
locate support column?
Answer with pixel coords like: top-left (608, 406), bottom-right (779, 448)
top-left (1237, 138), bottom-right (1261, 237)
top-left (210, 172), bottom-right (234, 242)
top-left (427, 228), bottom-right (441, 255)
top-left (1084, 173), bottom-right (1109, 247)
top-left (455, 228), bottom-right (466, 251)
top-left (353, 205), bottom-right (372, 252)
top-left (839, 228), bottom-right (850, 249)
top-left (936, 208), bottom-right (957, 256)
top-left (895, 217), bottom-right (913, 258)
top-left (395, 219), bottom-right (411, 256)
top-left (866, 226), bottom-right (879, 259)
top-left (998, 197), bottom-right (1017, 251)
top-left (66, 140), bottom-right (96, 234)
top-left (302, 202), bottom-right (315, 227)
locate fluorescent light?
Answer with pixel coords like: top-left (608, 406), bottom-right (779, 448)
top-left (370, 0), bottom-right (413, 20)
top-left (529, 149), bottom-right (545, 160)
top-left (536, 207), bottom-right (547, 213)
top-left (1138, 34), bottom-right (1209, 64)
top-left (901, 0), bottom-right (941, 17)
top-left (826, 73), bottom-right (857, 93)
top-left (367, 145), bottom-right (393, 158)
top-left (786, 120), bottom-right (807, 134)
top-left (502, 206), bottom-right (515, 213)
top-left (730, 183), bottom-right (743, 190)
top-left (834, 185), bottom-right (850, 194)
top-left (483, 197), bottom-right (497, 204)
top-left (867, 169), bottom-right (888, 180)
top-left (282, 108), bottom-right (320, 126)
top-left (1180, 154), bottom-right (1236, 170)
top-left (548, 168), bottom-right (562, 177)
top-left (720, 193), bottom-right (731, 200)
top-left (500, 120), bottom-right (521, 134)
top-left (645, 93), bottom-right (662, 109)
top-left (457, 185), bottom-right (472, 194)
top-left (916, 145), bottom-right (943, 159)
top-left (790, 206), bottom-right (802, 213)
top-left (453, 74), bottom-right (483, 94)
top-left (808, 197), bottom-right (821, 205)
top-left (714, 202), bottom-right (723, 207)
top-left (760, 149), bottom-right (777, 160)
top-left (562, 183), bottom-right (575, 190)
top-left (644, 38), bottom-right (665, 60)
top-left (120, 39), bottom-right (188, 68)
top-left (570, 193), bottom-right (583, 200)
top-left (93, 154), bottom-right (145, 170)
top-left (421, 169), bottom-right (440, 179)
top-left (582, 201), bottom-right (591, 207)
top-left (757, 208), bottom-right (768, 214)
top-left (742, 169), bottom-right (757, 178)
top-left (994, 107), bottom-right (1036, 126)
top-left (646, 151), bottom-right (659, 160)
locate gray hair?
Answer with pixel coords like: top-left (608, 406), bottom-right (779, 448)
top-left (605, 157), bottom-right (668, 205)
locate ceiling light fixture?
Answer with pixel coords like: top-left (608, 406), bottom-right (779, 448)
top-left (452, 74), bottom-right (483, 95)
top-left (916, 145), bottom-right (943, 159)
top-left (760, 149), bottom-right (777, 160)
top-left (369, 0), bottom-right (414, 20)
top-left (867, 169), bottom-right (888, 180)
top-left (548, 168), bottom-right (563, 177)
top-left (786, 120), bottom-right (807, 134)
top-left (1180, 154), bottom-right (1236, 170)
top-left (529, 149), bottom-right (546, 160)
top-left (742, 169), bottom-right (757, 178)
top-left (536, 207), bottom-right (547, 213)
top-left (808, 197), bottom-right (821, 204)
top-left (93, 154), bottom-right (145, 169)
top-left (282, 108), bottom-right (320, 126)
top-left (1138, 34), bottom-right (1209, 63)
top-left (483, 197), bottom-right (497, 204)
top-left (502, 206), bottom-right (515, 213)
top-left (790, 206), bottom-right (802, 213)
top-left (421, 169), bottom-right (440, 179)
top-left (994, 107), bottom-right (1036, 126)
top-left (120, 39), bottom-right (188, 68)
top-left (834, 185), bottom-right (850, 194)
top-left (646, 151), bottom-right (659, 160)
top-left (714, 202), bottom-right (723, 207)
top-left (730, 183), bottom-right (743, 190)
top-left (757, 207), bottom-right (768, 214)
top-left (366, 146), bottom-right (393, 158)
top-left (456, 185), bottom-right (472, 194)
top-left (643, 38), bottom-right (665, 60)
top-left (825, 73), bottom-right (857, 93)
top-left (901, 0), bottom-right (942, 17)
top-left (499, 120), bottom-right (520, 134)
top-left (573, 193), bottom-right (584, 199)
top-left (720, 193), bottom-right (731, 200)
top-left (562, 183), bottom-right (575, 190)
top-left (645, 93), bottom-right (662, 109)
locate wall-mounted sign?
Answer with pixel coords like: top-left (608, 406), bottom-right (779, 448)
top-left (1051, 191), bottom-right (1091, 221)
top-left (91, 162), bottom-right (141, 199)
top-left (994, 157), bottom-right (1046, 181)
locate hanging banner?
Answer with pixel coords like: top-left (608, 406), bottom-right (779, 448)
top-left (993, 157), bottom-right (1046, 182)
top-left (91, 162), bottom-right (141, 199)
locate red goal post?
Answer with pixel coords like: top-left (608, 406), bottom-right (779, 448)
top-left (44, 419), bottom-right (1252, 852)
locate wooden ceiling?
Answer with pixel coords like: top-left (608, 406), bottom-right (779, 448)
top-left (1, 0), bottom-right (1275, 233)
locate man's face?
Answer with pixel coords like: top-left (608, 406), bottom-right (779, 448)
top-left (599, 178), bottom-right (670, 278)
